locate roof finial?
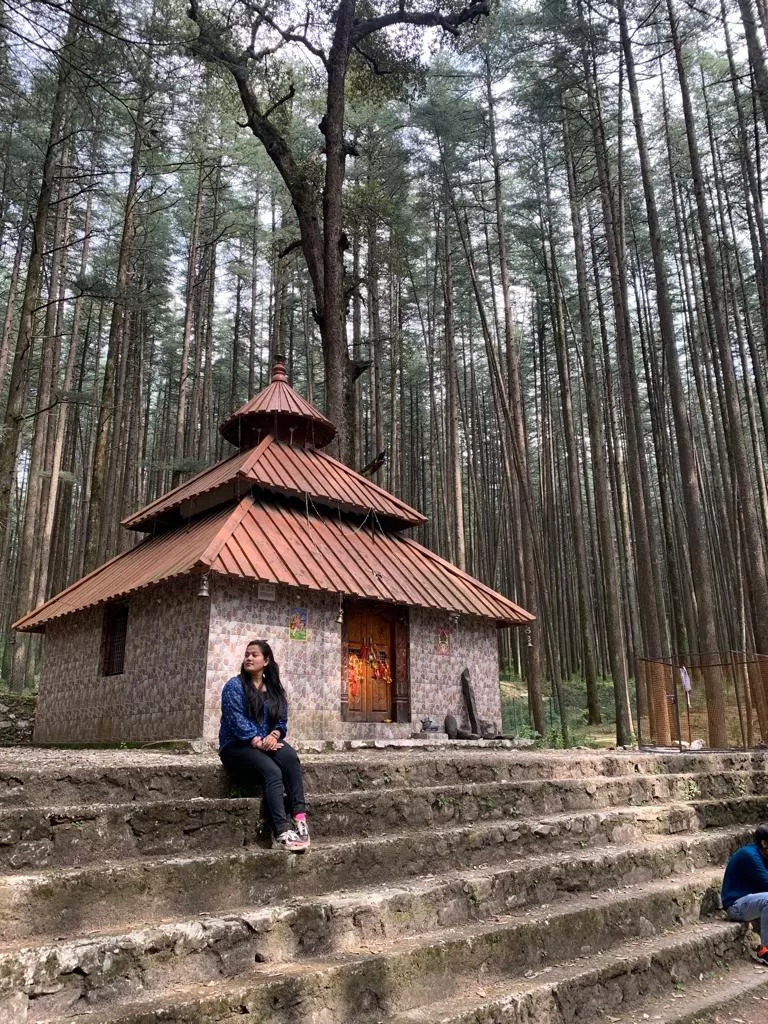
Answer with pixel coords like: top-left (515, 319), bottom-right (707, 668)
top-left (272, 353), bottom-right (288, 383)
top-left (218, 351), bottom-right (336, 449)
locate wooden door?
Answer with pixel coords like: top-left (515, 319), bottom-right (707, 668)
top-left (345, 604), bottom-right (395, 721)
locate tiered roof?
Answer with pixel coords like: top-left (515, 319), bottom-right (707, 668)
top-left (219, 359), bottom-right (336, 448)
top-left (122, 435), bottom-right (426, 533)
top-left (14, 358), bottom-right (534, 632)
top-left (14, 496), bottom-right (533, 631)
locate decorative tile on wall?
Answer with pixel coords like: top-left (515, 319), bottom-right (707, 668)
top-left (202, 577), bottom-right (342, 743)
top-left (408, 608), bottom-right (501, 732)
top-left (34, 577), bottom-right (210, 743)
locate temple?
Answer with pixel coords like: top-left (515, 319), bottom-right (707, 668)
top-left (14, 358), bottom-right (534, 744)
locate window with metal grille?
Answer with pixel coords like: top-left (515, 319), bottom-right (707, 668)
top-left (101, 603), bottom-right (128, 676)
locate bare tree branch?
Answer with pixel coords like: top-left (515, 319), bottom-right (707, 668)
top-left (187, 0), bottom-right (326, 309)
top-left (263, 83), bottom-right (296, 120)
top-left (240, 0), bottom-right (328, 66)
top-left (351, 0), bottom-right (490, 44)
top-left (279, 239), bottom-right (303, 259)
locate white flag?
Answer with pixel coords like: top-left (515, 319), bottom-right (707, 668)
top-left (680, 666), bottom-right (692, 693)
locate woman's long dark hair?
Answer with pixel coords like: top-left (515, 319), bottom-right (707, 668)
top-left (239, 640), bottom-right (287, 726)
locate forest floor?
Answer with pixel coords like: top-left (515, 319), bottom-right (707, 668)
top-left (500, 675), bottom-right (626, 748)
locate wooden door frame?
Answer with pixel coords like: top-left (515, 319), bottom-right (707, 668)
top-left (341, 600), bottom-right (410, 724)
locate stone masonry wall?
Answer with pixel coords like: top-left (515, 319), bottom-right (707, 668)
top-left (34, 577), bottom-right (211, 744)
top-left (32, 571), bottom-right (502, 746)
top-left (204, 577), bottom-right (501, 742)
top-left (203, 577), bottom-right (343, 743)
top-left (408, 608), bottom-right (501, 733)
top-left (0, 694), bottom-right (36, 745)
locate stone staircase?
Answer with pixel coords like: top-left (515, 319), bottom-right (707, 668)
top-left (1, 746), bottom-right (768, 1023)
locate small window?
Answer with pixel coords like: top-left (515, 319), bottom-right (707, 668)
top-left (101, 603), bottom-right (128, 676)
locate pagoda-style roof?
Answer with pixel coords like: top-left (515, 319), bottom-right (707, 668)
top-left (123, 435), bottom-right (426, 533)
top-left (219, 359), bottom-right (336, 449)
top-left (14, 495), bottom-right (534, 632)
top-left (14, 356), bottom-right (535, 634)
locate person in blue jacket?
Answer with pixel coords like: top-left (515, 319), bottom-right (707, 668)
top-left (219, 639), bottom-right (309, 852)
top-left (721, 823), bottom-right (768, 962)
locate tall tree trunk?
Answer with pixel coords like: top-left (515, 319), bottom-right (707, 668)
top-left (232, 243), bottom-right (243, 413)
top-left (450, 192), bottom-right (568, 743)
top-left (668, 0), bottom-right (768, 664)
top-left (578, 5), bottom-right (667, 710)
top-left (0, 4), bottom-right (78, 566)
top-left (173, 157), bottom-right (204, 482)
top-left (11, 153), bottom-right (70, 687)
top-left (442, 217), bottom-right (466, 570)
top-left (248, 183), bottom-right (260, 398)
top-left (368, 213), bottom-right (385, 460)
top-left (84, 103), bottom-right (143, 570)
top-left (321, 0), bottom-right (356, 465)
top-left (0, 178), bottom-right (32, 394)
top-left (351, 227), bottom-right (363, 468)
top-left (198, 247), bottom-right (216, 461)
top-left (483, 55), bottom-right (545, 734)
top-left (619, 0), bottom-right (726, 743)
top-left (737, 0), bottom-right (768, 133)
top-left (36, 171), bottom-right (95, 606)
top-left (541, 131), bottom-right (600, 724)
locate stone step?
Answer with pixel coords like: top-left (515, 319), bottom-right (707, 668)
top-left (2, 748), bottom-right (767, 807)
top-left (0, 830), bottom-right (745, 1016)
top-left (26, 875), bottom-right (740, 1022)
top-left (2, 773), bottom-right (767, 872)
top-left (0, 797), bottom-right (262, 871)
top-left (385, 920), bottom-right (750, 1024)
top-left (0, 797), bottom-right (753, 943)
top-left (692, 794), bottom-right (768, 829)
top-left (602, 960), bottom-right (768, 1024)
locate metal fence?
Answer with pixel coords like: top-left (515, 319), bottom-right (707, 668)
top-left (636, 652), bottom-right (768, 750)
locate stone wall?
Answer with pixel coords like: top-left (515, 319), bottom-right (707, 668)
top-left (203, 577), bottom-right (343, 742)
top-left (408, 608), bottom-right (501, 733)
top-left (204, 578), bottom-right (501, 742)
top-left (0, 693), bottom-right (36, 745)
top-left (34, 577), bottom-right (211, 744)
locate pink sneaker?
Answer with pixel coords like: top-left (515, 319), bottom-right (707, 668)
top-left (293, 818), bottom-right (310, 848)
top-left (274, 828), bottom-right (308, 852)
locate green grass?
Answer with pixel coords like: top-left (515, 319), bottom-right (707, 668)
top-left (0, 687), bottom-right (37, 703)
top-left (500, 674), bottom-right (637, 749)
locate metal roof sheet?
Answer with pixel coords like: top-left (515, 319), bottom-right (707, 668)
top-left (219, 360), bottom-right (336, 448)
top-left (123, 436), bottom-right (425, 531)
top-left (16, 496), bottom-right (532, 632)
top-left (206, 498), bottom-right (532, 624)
top-left (121, 447), bottom-right (257, 530)
top-left (13, 506), bottom-right (237, 632)
top-left (246, 442), bottom-right (425, 526)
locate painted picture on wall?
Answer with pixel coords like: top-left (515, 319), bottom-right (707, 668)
top-left (435, 627), bottom-right (451, 656)
top-left (289, 607), bottom-right (309, 641)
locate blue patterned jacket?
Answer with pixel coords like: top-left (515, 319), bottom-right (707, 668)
top-left (219, 676), bottom-right (288, 752)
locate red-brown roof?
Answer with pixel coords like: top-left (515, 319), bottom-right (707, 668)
top-left (207, 497), bottom-right (533, 625)
top-left (121, 442), bottom-right (265, 531)
top-left (122, 435), bottom-right (425, 532)
top-left (15, 496), bottom-right (533, 632)
top-left (219, 359), bottom-right (336, 449)
top-left (13, 506), bottom-right (236, 632)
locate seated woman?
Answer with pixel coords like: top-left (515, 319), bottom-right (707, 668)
top-left (219, 639), bottom-right (309, 852)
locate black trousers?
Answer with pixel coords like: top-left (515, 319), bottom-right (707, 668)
top-left (220, 740), bottom-right (306, 836)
